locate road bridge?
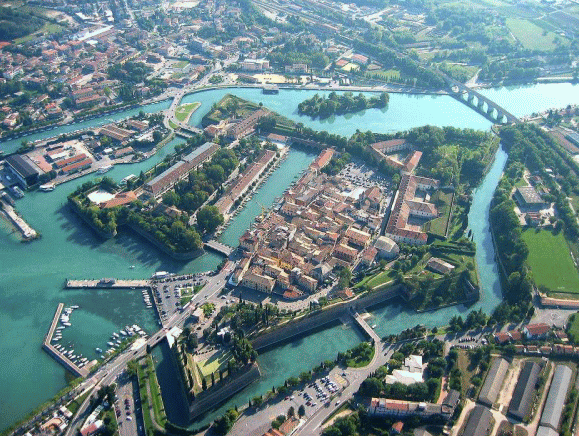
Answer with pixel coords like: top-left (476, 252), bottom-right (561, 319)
top-left (204, 239), bottom-right (235, 256)
top-left (351, 310), bottom-right (381, 343)
top-left (440, 72), bottom-right (521, 124)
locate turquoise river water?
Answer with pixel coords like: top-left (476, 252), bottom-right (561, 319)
top-left (1, 82), bottom-right (579, 431)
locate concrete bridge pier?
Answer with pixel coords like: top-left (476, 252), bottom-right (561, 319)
top-left (468, 93), bottom-right (475, 104)
top-left (477, 99), bottom-right (485, 110)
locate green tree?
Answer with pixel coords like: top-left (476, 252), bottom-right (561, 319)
top-left (197, 205), bottom-right (224, 233)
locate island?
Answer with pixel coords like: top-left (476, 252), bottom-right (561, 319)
top-left (297, 91), bottom-right (390, 119)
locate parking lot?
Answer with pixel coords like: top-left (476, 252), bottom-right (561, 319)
top-left (151, 273), bottom-right (208, 324)
top-left (115, 372), bottom-right (145, 436)
top-left (337, 162), bottom-right (391, 191)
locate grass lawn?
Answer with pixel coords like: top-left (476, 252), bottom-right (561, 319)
top-left (355, 269), bottom-right (395, 290)
top-left (196, 350), bottom-right (232, 377)
top-left (567, 313), bottom-right (579, 343)
top-left (346, 346), bottom-right (375, 368)
top-left (506, 18), bottom-right (566, 51)
top-left (66, 390), bottom-right (92, 415)
top-left (424, 191), bottom-right (454, 237)
top-left (365, 69), bottom-right (401, 81)
top-left (174, 60), bottom-right (188, 69)
top-left (169, 120), bottom-right (178, 130)
top-left (522, 228), bottom-right (579, 294)
top-left (175, 102), bottom-right (200, 122)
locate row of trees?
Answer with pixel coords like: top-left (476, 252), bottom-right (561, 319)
top-left (297, 92), bottom-right (389, 119)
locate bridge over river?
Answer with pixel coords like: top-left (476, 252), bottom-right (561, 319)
top-left (439, 71), bottom-right (521, 125)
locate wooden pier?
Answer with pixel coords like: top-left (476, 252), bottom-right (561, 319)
top-left (42, 303), bottom-right (89, 378)
top-left (66, 279), bottom-right (151, 289)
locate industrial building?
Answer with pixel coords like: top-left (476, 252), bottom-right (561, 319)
top-left (508, 361), bottom-right (542, 420)
top-left (478, 358), bottom-right (509, 407)
top-left (5, 154), bottom-right (43, 188)
top-left (540, 364), bottom-right (573, 430)
top-left (462, 405), bottom-right (493, 436)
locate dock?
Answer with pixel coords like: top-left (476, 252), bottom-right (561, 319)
top-left (66, 279), bottom-right (151, 289)
top-left (42, 303), bottom-right (89, 378)
top-left (0, 199), bottom-right (38, 240)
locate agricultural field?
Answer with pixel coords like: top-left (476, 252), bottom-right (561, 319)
top-left (506, 18), bottom-right (566, 51)
top-left (522, 228), bottom-right (579, 295)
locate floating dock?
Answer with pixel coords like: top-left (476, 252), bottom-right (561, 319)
top-left (66, 279), bottom-right (150, 289)
top-left (42, 303), bottom-right (89, 378)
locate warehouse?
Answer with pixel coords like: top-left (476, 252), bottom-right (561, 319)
top-left (508, 361), bottom-right (542, 420)
top-left (5, 154), bottom-right (43, 188)
top-left (462, 405), bottom-right (493, 436)
top-left (536, 426), bottom-right (559, 436)
top-left (540, 364), bottom-right (572, 430)
top-left (479, 358), bottom-right (509, 407)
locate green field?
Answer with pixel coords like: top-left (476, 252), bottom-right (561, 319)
top-left (567, 313), bottom-right (579, 343)
top-left (14, 22), bottom-right (63, 44)
top-left (175, 102), bottom-right (200, 122)
top-left (522, 229), bottom-right (579, 294)
top-left (506, 18), bottom-right (565, 51)
top-left (365, 69), bottom-right (401, 81)
top-left (174, 60), bottom-right (189, 69)
top-left (424, 191), bottom-right (454, 237)
top-left (197, 350), bottom-right (231, 377)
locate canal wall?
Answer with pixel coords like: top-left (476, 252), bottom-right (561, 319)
top-left (65, 279), bottom-right (150, 289)
top-left (189, 363), bottom-right (261, 421)
top-left (251, 285), bottom-right (403, 352)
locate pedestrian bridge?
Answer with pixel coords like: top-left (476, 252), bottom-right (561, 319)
top-left (204, 239), bottom-right (235, 257)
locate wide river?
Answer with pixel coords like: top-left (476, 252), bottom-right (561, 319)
top-left (1, 82), bottom-right (579, 431)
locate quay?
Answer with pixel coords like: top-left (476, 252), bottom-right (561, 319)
top-left (0, 199), bottom-right (38, 240)
top-left (65, 279), bottom-right (151, 289)
top-left (42, 303), bottom-right (89, 378)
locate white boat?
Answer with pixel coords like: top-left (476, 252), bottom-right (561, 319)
top-left (95, 347), bottom-right (102, 353)
top-left (63, 322), bottom-right (71, 327)
top-left (112, 332), bottom-right (119, 338)
top-left (129, 265), bottom-right (135, 269)
top-left (107, 342), bottom-right (114, 346)
top-left (71, 305), bottom-right (79, 309)
top-left (39, 183), bottom-right (55, 192)
top-left (98, 164), bottom-right (114, 174)
top-left (120, 330), bottom-right (127, 336)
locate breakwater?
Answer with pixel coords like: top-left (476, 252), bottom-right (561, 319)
top-left (251, 285), bottom-right (403, 352)
top-left (42, 304), bottom-right (89, 378)
top-left (66, 279), bottom-right (150, 289)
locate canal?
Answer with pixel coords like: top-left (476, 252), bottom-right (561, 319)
top-left (0, 83), bottom-right (578, 431)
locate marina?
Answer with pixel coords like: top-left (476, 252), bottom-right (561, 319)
top-left (42, 304), bottom-right (90, 378)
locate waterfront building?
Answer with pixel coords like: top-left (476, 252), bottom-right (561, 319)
top-left (5, 154), bottom-right (43, 188)
top-left (144, 142), bottom-right (218, 198)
